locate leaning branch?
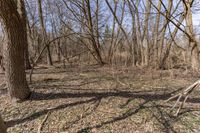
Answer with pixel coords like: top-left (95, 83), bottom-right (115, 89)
top-left (149, 0), bottom-right (195, 42)
top-left (29, 33), bottom-right (77, 83)
top-left (166, 80), bottom-right (200, 116)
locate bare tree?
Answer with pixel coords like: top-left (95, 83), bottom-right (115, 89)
top-left (84, 0), bottom-right (104, 65)
top-left (37, 0), bottom-right (53, 66)
top-left (127, 0), bottom-right (137, 66)
top-left (152, 0), bottom-right (162, 67)
top-left (185, 0), bottom-right (199, 70)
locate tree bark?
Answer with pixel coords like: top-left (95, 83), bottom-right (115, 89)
top-left (127, 0), bottom-right (136, 66)
top-left (17, 0), bottom-right (32, 69)
top-left (0, 114), bottom-right (7, 133)
top-left (185, 0), bottom-right (199, 70)
top-left (153, 0), bottom-right (161, 67)
top-left (37, 0), bottom-right (53, 66)
top-left (85, 0), bottom-right (104, 65)
top-left (142, 0), bottom-right (151, 66)
top-left (135, 0), bottom-right (144, 66)
top-left (158, 0), bottom-right (172, 68)
top-left (160, 13), bottom-right (185, 69)
top-left (107, 0), bottom-right (118, 63)
top-left (0, 0), bottom-right (30, 101)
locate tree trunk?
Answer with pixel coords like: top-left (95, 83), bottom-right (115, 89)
top-left (0, 114), bottom-right (7, 133)
top-left (135, 0), bottom-right (144, 66)
top-left (37, 0), bottom-right (53, 66)
top-left (153, 1), bottom-right (162, 67)
top-left (56, 40), bottom-right (61, 62)
top-left (142, 0), bottom-right (151, 66)
top-left (185, 0), bottom-right (199, 70)
top-left (24, 46), bottom-right (32, 69)
top-left (85, 0), bottom-right (104, 65)
top-left (95, 0), bottom-right (101, 49)
top-left (0, 0), bottom-right (30, 101)
top-left (17, 0), bottom-right (32, 69)
top-left (105, 0), bottom-right (132, 66)
top-left (0, 55), bottom-right (5, 71)
top-left (127, 0), bottom-right (136, 66)
top-left (107, 0), bottom-right (118, 63)
top-left (160, 14), bottom-right (185, 69)
top-left (157, 0), bottom-right (172, 68)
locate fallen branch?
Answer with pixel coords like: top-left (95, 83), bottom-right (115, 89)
top-left (37, 111), bottom-right (50, 133)
top-left (166, 79), bottom-right (200, 116)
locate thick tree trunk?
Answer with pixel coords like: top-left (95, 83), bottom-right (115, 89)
top-left (17, 0), bottom-right (32, 69)
top-left (0, 115), bottom-right (7, 133)
top-left (0, 0), bottom-right (30, 101)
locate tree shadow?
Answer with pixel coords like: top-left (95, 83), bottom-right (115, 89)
top-left (77, 100), bottom-right (197, 133)
top-left (29, 87), bottom-right (200, 104)
top-left (150, 102), bottom-right (178, 133)
top-left (6, 97), bottom-right (100, 128)
top-left (5, 87), bottom-right (200, 130)
top-left (150, 101), bottom-right (199, 133)
top-left (64, 98), bottom-right (102, 130)
top-left (77, 100), bottom-right (149, 133)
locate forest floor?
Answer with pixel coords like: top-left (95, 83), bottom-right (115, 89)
top-left (1, 64), bottom-right (200, 133)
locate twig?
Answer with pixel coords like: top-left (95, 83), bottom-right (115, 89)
top-left (116, 78), bottom-right (127, 86)
top-left (37, 111), bottom-right (50, 133)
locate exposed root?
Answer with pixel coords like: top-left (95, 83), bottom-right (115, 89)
top-left (166, 79), bottom-right (200, 116)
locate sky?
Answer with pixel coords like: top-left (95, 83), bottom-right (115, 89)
top-left (193, 13), bottom-right (200, 26)
top-left (0, 0), bottom-right (200, 36)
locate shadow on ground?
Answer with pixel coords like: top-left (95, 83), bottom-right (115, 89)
top-left (6, 87), bottom-right (200, 133)
top-left (2, 66), bottom-right (200, 133)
